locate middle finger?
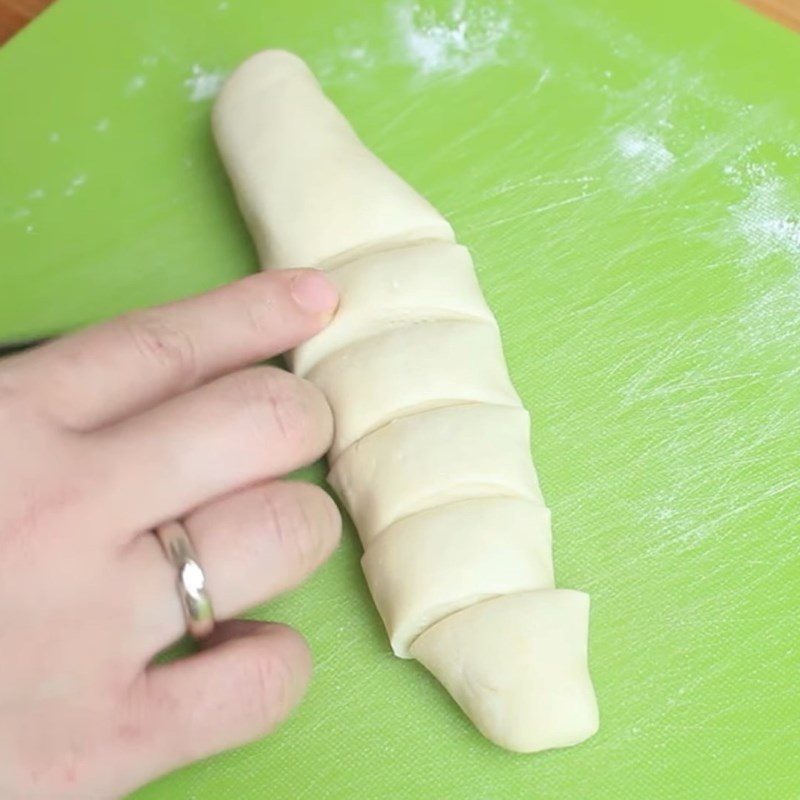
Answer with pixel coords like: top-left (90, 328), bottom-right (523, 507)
top-left (95, 365), bottom-right (332, 536)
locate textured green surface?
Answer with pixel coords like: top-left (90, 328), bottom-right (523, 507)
top-left (2, 0), bottom-right (800, 797)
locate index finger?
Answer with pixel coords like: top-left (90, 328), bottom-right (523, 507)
top-left (5, 269), bottom-right (338, 430)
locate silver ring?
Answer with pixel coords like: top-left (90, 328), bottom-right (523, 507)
top-left (154, 520), bottom-right (216, 640)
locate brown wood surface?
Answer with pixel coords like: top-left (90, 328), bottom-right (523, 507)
top-left (0, 0), bottom-right (53, 43)
top-left (0, 0), bottom-right (798, 45)
top-left (745, 0), bottom-right (800, 28)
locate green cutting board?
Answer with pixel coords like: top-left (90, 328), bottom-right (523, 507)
top-left (1, 0), bottom-right (799, 797)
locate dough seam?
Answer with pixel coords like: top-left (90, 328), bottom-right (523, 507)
top-left (403, 588), bottom-right (541, 656)
top-left (389, 591), bottom-right (504, 655)
top-left (315, 232), bottom-right (456, 271)
top-left (358, 490), bottom-right (548, 550)
top-left (326, 398), bottom-right (525, 471)
top-left (296, 311), bottom-right (498, 378)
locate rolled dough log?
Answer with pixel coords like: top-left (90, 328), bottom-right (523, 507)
top-left (213, 49), bottom-right (598, 753)
top-left (329, 403), bottom-right (543, 544)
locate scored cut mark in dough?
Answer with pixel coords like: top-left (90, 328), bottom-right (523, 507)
top-left (213, 49), bottom-right (599, 754)
top-left (329, 402), bottom-right (544, 544)
top-left (308, 319), bottom-right (522, 460)
top-left (363, 497), bottom-right (554, 657)
top-left (290, 241), bottom-right (493, 377)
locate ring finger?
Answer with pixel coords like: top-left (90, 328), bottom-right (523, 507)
top-left (125, 479), bottom-right (341, 657)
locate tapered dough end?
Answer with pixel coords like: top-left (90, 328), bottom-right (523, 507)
top-left (212, 49), bottom-right (454, 270)
top-left (410, 589), bottom-right (599, 753)
top-left (216, 49), bottom-right (311, 89)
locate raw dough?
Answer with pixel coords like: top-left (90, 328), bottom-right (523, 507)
top-left (328, 402), bottom-right (543, 544)
top-left (213, 49), bottom-right (598, 753)
top-left (308, 319), bottom-right (521, 459)
top-left (212, 50), bottom-right (454, 270)
top-left (411, 590), bottom-right (599, 753)
top-left (290, 241), bottom-right (493, 377)
top-left (362, 497), bottom-right (554, 657)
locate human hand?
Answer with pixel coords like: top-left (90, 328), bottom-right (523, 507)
top-left (0, 269), bottom-right (341, 798)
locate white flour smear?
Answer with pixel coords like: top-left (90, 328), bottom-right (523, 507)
top-left (393, 0), bottom-right (514, 76)
top-left (340, 46), bottom-right (374, 69)
top-left (184, 65), bottom-right (226, 102)
top-left (314, 0), bottom-right (520, 83)
top-left (126, 75), bottom-right (147, 94)
top-left (615, 128), bottom-right (675, 185)
top-left (729, 178), bottom-right (800, 260)
top-left (724, 152), bottom-right (800, 261)
top-left (314, 32), bottom-right (378, 82)
top-left (740, 271), bottom-right (800, 347)
top-left (64, 173), bottom-right (87, 197)
top-left (722, 159), bottom-right (800, 346)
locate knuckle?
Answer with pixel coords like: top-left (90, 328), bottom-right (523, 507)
top-left (260, 486), bottom-right (324, 568)
top-left (234, 368), bottom-right (316, 448)
top-left (0, 373), bottom-right (22, 425)
top-left (14, 481), bottom-right (81, 539)
top-left (303, 378), bottom-right (333, 448)
top-left (5, 439), bottom-right (100, 548)
top-left (115, 684), bottom-right (159, 750)
top-left (236, 279), bottom-right (279, 337)
top-left (238, 647), bottom-right (294, 732)
top-left (120, 311), bottom-right (198, 387)
top-left (267, 384), bottom-right (310, 445)
top-left (312, 487), bottom-right (342, 551)
top-left (0, 367), bottom-right (21, 404)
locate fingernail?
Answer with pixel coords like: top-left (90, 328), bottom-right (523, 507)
top-left (290, 270), bottom-right (339, 315)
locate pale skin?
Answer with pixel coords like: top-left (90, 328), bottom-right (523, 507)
top-left (0, 268), bottom-right (342, 799)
